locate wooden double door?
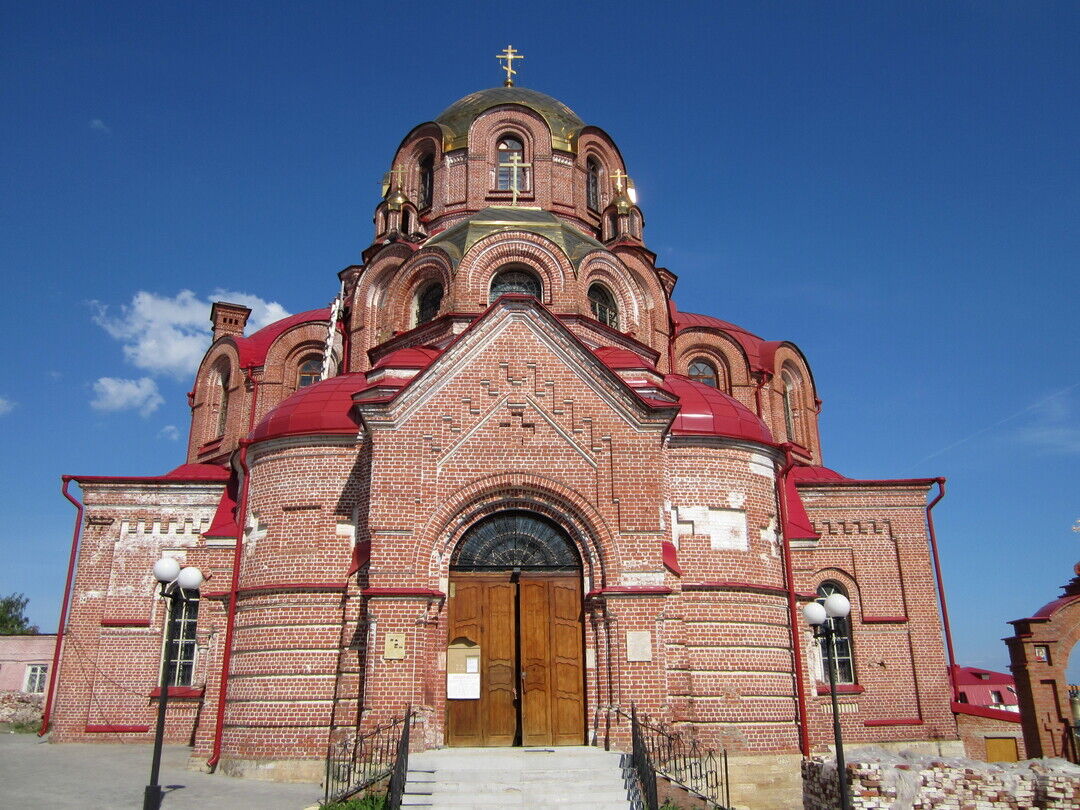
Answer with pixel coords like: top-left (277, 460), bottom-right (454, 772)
top-left (446, 573), bottom-right (585, 747)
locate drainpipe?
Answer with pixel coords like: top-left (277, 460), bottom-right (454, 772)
top-left (776, 446), bottom-right (811, 756)
top-left (40, 477), bottom-right (84, 735)
top-left (925, 478), bottom-right (958, 699)
top-left (207, 440), bottom-right (251, 769)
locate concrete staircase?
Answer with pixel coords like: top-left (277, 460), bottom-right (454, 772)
top-left (401, 746), bottom-right (632, 809)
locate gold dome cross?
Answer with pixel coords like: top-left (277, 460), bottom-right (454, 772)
top-left (497, 45), bottom-right (523, 87)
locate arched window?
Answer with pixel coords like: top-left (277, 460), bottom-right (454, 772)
top-left (215, 367), bottom-right (230, 437)
top-left (588, 283), bottom-right (618, 329)
top-left (489, 266), bottom-right (541, 302)
top-left (163, 588), bottom-right (199, 687)
top-left (496, 135), bottom-right (527, 191)
top-left (688, 358), bottom-right (719, 388)
top-left (416, 282), bottom-right (444, 325)
top-left (586, 157), bottom-right (601, 211)
top-left (782, 369), bottom-right (798, 442)
top-left (418, 154), bottom-right (434, 209)
top-left (816, 582), bottom-right (855, 685)
top-left (297, 356), bottom-right (322, 388)
top-left (451, 511), bottom-right (580, 572)
top-left (400, 208), bottom-right (411, 236)
top-left (607, 212), bottom-right (619, 239)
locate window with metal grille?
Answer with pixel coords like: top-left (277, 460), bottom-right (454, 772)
top-left (782, 369), bottom-right (798, 442)
top-left (24, 664), bottom-right (47, 693)
top-left (688, 359), bottom-right (719, 388)
top-left (588, 284), bottom-right (619, 329)
top-left (586, 157), bottom-right (601, 211)
top-left (451, 511), bottom-right (581, 572)
top-left (489, 267), bottom-right (541, 302)
top-left (297, 356), bottom-right (322, 388)
top-left (163, 590), bottom-right (199, 687)
top-left (816, 582), bottom-right (855, 684)
top-left (416, 283), bottom-right (444, 326)
top-left (418, 153), bottom-right (434, 209)
top-left (496, 136), bottom-right (527, 191)
top-left (215, 368), bottom-right (229, 437)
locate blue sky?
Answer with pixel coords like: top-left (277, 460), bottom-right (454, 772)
top-left (2, 2), bottom-right (1077, 678)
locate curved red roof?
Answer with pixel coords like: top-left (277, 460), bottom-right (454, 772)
top-left (592, 346), bottom-right (657, 370)
top-left (163, 463), bottom-right (230, 481)
top-left (670, 303), bottom-right (768, 368)
top-left (665, 375), bottom-right (773, 444)
top-left (791, 465), bottom-right (850, 483)
top-left (250, 373), bottom-right (371, 443)
top-left (371, 346), bottom-right (441, 370)
top-left (234, 308), bottom-right (331, 368)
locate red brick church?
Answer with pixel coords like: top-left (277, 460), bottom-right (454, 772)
top-left (44, 59), bottom-right (964, 801)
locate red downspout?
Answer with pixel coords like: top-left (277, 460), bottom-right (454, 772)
top-left (776, 446), bottom-right (811, 756)
top-left (206, 440), bottom-right (251, 769)
top-left (925, 478), bottom-right (958, 699)
top-left (40, 477), bottom-right (84, 735)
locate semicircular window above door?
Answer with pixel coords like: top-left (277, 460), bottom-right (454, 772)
top-left (451, 511), bottom-right (581, 572)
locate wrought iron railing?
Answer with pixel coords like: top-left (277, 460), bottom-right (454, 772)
top-left (324, 708), bottom-right (413, 807)
top-left (618, 705), bottom-right (730, 810)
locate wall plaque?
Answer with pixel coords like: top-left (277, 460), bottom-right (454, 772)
top-left (626, 630), bottom-right (652, 662)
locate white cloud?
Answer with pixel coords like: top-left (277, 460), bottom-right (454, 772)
top-left (1015, 389), bottom-right (1080, 455)
top-left (0, 397), bottom-right (14, 416)
top-left (91, 289), bottom-right (289, 380)
top-left (158, 424), bottom-right (180, 441)
top-left (89, 118), bottom-right (111, 134)
top-left (90, 377), bottom-right (164, 417)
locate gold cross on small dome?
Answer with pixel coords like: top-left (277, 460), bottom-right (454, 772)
top-left (610, 169), bottom-right (629, 192)
top-left (497, 45), bottom-right (523, 87)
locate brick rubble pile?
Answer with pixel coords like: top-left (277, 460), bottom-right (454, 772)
top-left (802, 746), bottom-right (1080, 809)
top-left (0, 690), bottom-right (43, 726)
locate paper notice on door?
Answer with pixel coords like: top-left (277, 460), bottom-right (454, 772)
top-left (465, 656), bottom-right (479, 673)
top-left (447, 673), bottom-right (480, 699)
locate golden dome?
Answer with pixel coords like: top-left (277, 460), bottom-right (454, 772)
top-left (385, 188), bottom-right (409, 211)
top-left (435, 86), bottom-right (585, 153)
top-left (610, 190), bottom-right (634, 214)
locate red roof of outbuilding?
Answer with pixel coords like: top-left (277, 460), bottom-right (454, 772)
top-left (371, 346), bottom-right (441, 370)
top-left (664, 375), bottom-right (773, 444)
top-left (163, 463), bottom-right (230, 481)
top-left (954, 666), bottom-right (1015, 687)
top-left (250, 373), bottom-right (371, 443)
top-left (234, 308), bottom-right (331, 368)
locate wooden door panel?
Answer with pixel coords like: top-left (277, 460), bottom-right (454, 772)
top-left (519, 579), bottom-right (553, 746)
top-left (446, 580), bottom-right (484, 746)
top-left (550, 578), bottom-right (585, 745)
top-left (484, 581), bottom-right (517, 746)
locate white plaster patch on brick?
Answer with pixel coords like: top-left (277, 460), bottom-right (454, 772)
top-left (760, 517), bottom-right (780, 557)
top-left (621, 572), bottom-right (665, 587)
top-left (749, 452), bottom-right (774, 478)
top-left (77, 590), bottom-right (103, 602)
top-left (626, 630), bottom-right (652, 662)
top-left (727, 491), bottom-right (746, 509)
top-left (670, 504), bottom-right (748, 551)
top-left (335, 520), bottom-right (356, 541)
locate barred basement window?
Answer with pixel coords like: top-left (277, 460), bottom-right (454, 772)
top-left (24, 664), bottom-right (47, 694)
top-left (688, 358), bottom-right (719, 388)
top-left (588, 283), bottom-right (619, 329)
top-left (297, 356), bottom-right (322, 388)
top-left (162, 590), bottom-right (199, 687)
top-left (816, 581), bottom-right (855, 685)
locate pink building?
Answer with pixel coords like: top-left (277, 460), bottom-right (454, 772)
top-left (0, 635), bottom-right (56, 698)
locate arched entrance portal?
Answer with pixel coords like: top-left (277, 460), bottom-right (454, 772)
top-left (446, 511), bottom-right (586, 747)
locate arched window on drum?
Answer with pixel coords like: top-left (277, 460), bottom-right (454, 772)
top-left (587, 283), bottom-right (618, 329)
top-left (815, 581), bottom-right (856, 685)
top-left (688, 358), bottom-right (719, 389)
top-left (489, 265), bottom-right (542, 303)
top-left (416, 282), bottom-right (444, 326)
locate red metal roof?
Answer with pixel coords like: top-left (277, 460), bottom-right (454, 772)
top-left (163, 463), bottom-right (230, 481)
top-left (234, 308), bottom-right (331, 368)
top-left (664, 375), bottom-right (773, 444)
top-left (203, 477), bottom-right (239, 539)
top-left (371, 346), bottom-right (441, 370)
top-left (592, 346), bottom-right (657, 370)
top-left (790, 465), bottom-right (850, 483)
top-left (250, 373), bottom-right (371, 443)
top-left (670, 303), bottom-right (768, 368)
top-left (955, 666), bottom-right (1015, 687)
top-left (782, 476), bottom-right (819, 541)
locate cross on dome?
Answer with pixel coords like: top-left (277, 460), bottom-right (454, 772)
top-left (496, 45), bottom-right (523, 87)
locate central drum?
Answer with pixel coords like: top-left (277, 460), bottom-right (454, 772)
top-left (446, 511), bottom-right (586, 747)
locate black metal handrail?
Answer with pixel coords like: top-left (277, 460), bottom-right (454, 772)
top-left (618, 705), bottom-right (730, 810)
top-left (324, 708), bottom-right (413, 806)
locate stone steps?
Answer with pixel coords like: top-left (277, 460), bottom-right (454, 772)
top-left (401, 746), bottom-right (631, 810)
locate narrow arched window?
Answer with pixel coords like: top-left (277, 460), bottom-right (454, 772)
top-left (297, 356), bottom-right (322, 388)
top-left (489, 266), bottom-right (541, 302)
top-left (588, 283), bottom-right (618, 329)
top-left (400, 208), bottom-right (411, 236)
top-left (416, 282), bottom-right (444, 325)
top-left (162, 589), bottom-right (199, 687)
top-left (215, 368), bottom-right (230, 437)
top-left (816, 582), bottom-right (855, 685)
top-left (688, 358), bottom-right (719, 388)
top-left (586, 157), bottom-right (601, 211)
top-left (608, 212), bottom-right (619, 239)
top-left (418, 154), bottom-right (434, 209)
top-left (782, 369), bottom-right (798, 442)
top-left (496, 135), bottom-right (526, 191)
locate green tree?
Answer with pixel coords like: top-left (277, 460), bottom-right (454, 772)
top-left (0, 593), bottom-right (38, 634)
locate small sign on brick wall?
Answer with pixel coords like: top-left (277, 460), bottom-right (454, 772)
top-left (626, 630), bottom-right (652, 662)
top-left (383, 632), bottom-right (406, 659)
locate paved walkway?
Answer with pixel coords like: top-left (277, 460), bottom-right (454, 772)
top-left (0, 733), bottom-right (322, 809)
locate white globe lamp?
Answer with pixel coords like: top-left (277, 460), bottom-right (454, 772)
top-left (152, 557), bottom-right (181, 584)
top-left (176, 566), bottom-right (204, 591)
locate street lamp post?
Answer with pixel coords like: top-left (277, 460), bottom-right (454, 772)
top-left (804, 593), bottom-right (852, 810)
top-left (144, 557), bottom-right (203, 810)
